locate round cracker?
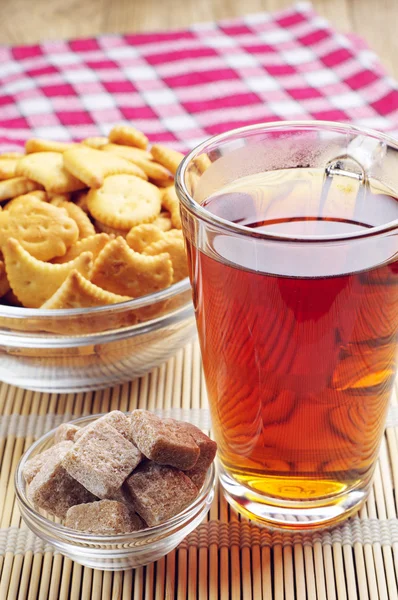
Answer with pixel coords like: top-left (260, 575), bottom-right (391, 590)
top-left (87, 174), bottom-right (161, 230)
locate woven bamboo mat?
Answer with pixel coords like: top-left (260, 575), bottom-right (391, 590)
top-left (0, 340), bottom-right (398, 599)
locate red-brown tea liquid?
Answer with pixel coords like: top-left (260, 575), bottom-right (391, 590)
top-left (186, 168), bottom-right (398, 501)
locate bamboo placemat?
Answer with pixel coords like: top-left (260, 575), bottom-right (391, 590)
top-left (0, 339), bottom-right (398, 599)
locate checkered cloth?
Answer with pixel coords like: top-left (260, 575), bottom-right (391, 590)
top-left (0, 1), bottom-right (397, 153)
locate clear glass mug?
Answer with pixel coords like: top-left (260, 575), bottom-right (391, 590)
top-left (176, 121), bottom-right (398, 530)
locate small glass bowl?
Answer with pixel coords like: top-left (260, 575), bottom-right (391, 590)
top-left (0, 277), bottom-right (195, 392)
top-left (15, 414), bottom-right (216, 571)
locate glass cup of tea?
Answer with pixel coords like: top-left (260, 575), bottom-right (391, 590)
top-left (176, 121), bottom-right (398, 530)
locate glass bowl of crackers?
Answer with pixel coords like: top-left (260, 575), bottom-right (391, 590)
top-left (0, 127), bottom-right (196, 392)
top-left (15, 411), bottom-right (217, 571)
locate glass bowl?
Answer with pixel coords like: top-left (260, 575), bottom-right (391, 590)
top-left (15, 414), bottom-right (216, 571)
top-left (0, 277), bottom-right (195, 392)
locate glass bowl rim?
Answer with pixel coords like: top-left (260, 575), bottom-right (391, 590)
top-left (15, 413), bottom-right (216, 544)
top-left (176, 119), bottom-right (398, 244)
top-left (0, 276), bottom-right (191, 320)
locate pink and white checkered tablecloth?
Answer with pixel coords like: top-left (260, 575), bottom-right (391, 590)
top-left (0, 2), bottom-right (397, 153)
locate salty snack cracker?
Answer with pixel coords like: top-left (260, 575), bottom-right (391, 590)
top-left (81, 136), bottom-right (109, 149)
top-left (91, 237), bottom-right (173, 298)
top-left (93, 220), bottom-right (128, 237)
top-left (65, 500), bottom-right (143, 534)
top-left (162, 186), bottom-right (181, 229)
top-left (126, 223), bottom-right (164, 252)
top-left (41, 270), bottom-right (131, 309)
top-left (109, 124), bottom-right (148, 150)
top-left (3, 239), bottom-right (92, 308)
top-left (0, 177), bottom-right (43, 202)
top-left (144, 236), bottom-right (188, 283)
top-left (62, 420), bottom-right (142, 498)
top-left (153, 212), bottom-right (172, 232)
top-left (0, 158), bottom-right (18, 180)
top-left (0, 198), bottom-right (79, 261)
top-left (103, 144), bottom-right (172, 182)
top-left (54, 423), bottom-right (80, 443)
top-left (87, 174), bottom-right (161, 230)
top-left (130, 410), bottom-right (200, 470)
top-left (150, 144), bottom-right (184, 176)
top-left (53, 233), bottom-right (110, 264)
top-left (28, 442), bottom-right (95, 518)
top-left (0, 152), bottom-right (24, 159)
top-left (16, 152), bottom-right (85, 194)
top-left (102, 143), bottom-right (152, 162)
top-left (25, 139), bottom-right (76, 153)
top-left (124, 462), bottom-right (198, 527)
top-left (0, 261), bottom-right (10, 298)
top-left (63, 146), bottom-right (147, 189)
top-left (50, 198), bottom-right (96, 238)
top-left (23, 441), bottom-right (74, 485)
top-left (4, 191), bottom-right (48, 210)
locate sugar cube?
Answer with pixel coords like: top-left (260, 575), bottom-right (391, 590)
top-left (130, 410), bottom-right (200, 470)
top-left (62, 420), bottom-right (142, 498)
top-left (28, 442), bottom-right (96, 518)
top-left (54, 423), bottom-right (80, 443)
top-left (125, 461), bottom-right (198, 527)
top-left (65, 500), bottom-right (144, 534)
top-left (23, 441), bottom-right (73, 485)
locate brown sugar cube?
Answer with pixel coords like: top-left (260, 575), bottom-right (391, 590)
top-left (62, 420), bottom-right (142, 499)
top-left (65, 500), bottom-right (144, 534)
top-left (130, 410), bottom-right (200, 470)
top-left (28, 443), bottom-right (96, 518)
top-left (75, 411), bottom-right (136, 446)
top-left (23, 441), bottom-right (73, 485)
top-left (124, 461), bottom-right (198, 527)
top-left (164, 419), bottom-right (217, 488)
top-left (54, 423), bottom-right (80, 443)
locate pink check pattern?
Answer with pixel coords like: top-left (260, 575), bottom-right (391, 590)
top-left (0, 2), bottom-right (398, 153)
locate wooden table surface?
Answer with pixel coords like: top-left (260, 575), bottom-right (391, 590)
top-left (1, 0), bottom-right (397, 79)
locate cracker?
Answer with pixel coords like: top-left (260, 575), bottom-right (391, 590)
top-left (3, 238), bottom-right (93, 308)
top-left (102, 143), bottom-right (152, 162)
top-left (150, 144), bottom-right (184, 176)
top-left (0, 177), bottom-right (43, 203)
top-left (162, 186), bottom-right (181, 229)
top-left (41, 270), bottom-right (131, 309)
top-left (52, 233), bottom-right (110, 264)
top-left (4, 192), bottom-right (47, 211)
top-left (91, 236), bottom-right (173, 297)
top-left (109, 125), bottom-right (148, 150)
top-left (0, 158), bottom-right (18, 180)
top-left (73, 190), bottom-right (90, 214)
top-left (193, 153), bottom-right (212, 174)
top-left (47, 193), bottom-right (70, 202)
top-left (50, 198), bottom-right (96, 238)
top-left (81, 136), bottom-right (109, 149)
top-left (153, 212), bottom-right (172, 232)
top-left (0, 197), bottom-right (79, 261)
top-left (126, 224), bottom-right (163, 252)
top-left (144, 236), bottom-right (188, 283)
top-left (0, 260), bottom-right (10, 298)
top-left (63, 146), bottom-right (147, 189)
top-left (87, 174), bottom-right (161, 230)
top-left (0, 152), bottom-right (25, 159)
top-left (102, 143), bottom-right (171, 182)
top-left (25, 139), bottom-right (77, 153)
top-left (16, 152), bottom-right (86, 194)
top-left (93, 220), bottom-right (127, 238)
